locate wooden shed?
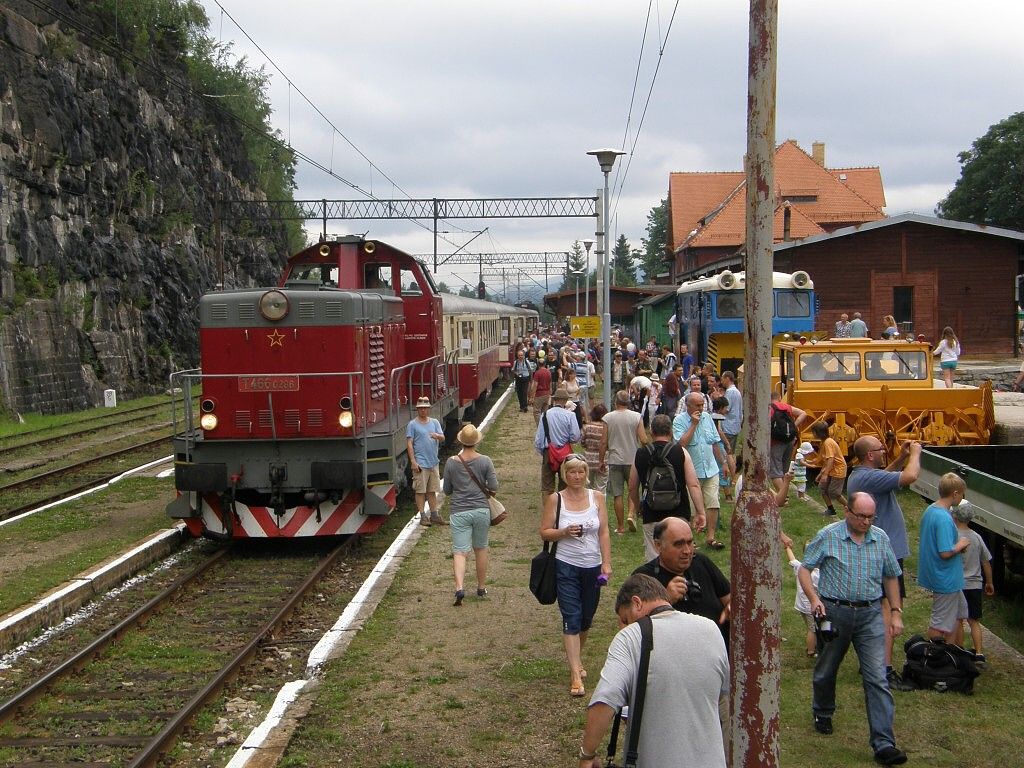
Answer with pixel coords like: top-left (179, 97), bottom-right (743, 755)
top-left (634, 290), bottom-right (677, 350)
top-left (772, 214), bottom-right (1024, 355)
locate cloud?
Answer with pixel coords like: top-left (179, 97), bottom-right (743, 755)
top-left (202, 0), bottom-right (1024, 265)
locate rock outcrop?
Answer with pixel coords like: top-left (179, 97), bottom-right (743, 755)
top-left (0, 2), bottom-right (294, 414)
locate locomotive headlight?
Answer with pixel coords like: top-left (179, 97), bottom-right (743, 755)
top-left (338, 410), bottom-right (354, 429)
top-left (200, 413), bottom-right (219, 430)
top-left (259, 290), bottom-right (289, 321)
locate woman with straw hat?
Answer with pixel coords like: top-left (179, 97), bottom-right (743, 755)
top-left (443, 424), bottom-right (498, 606)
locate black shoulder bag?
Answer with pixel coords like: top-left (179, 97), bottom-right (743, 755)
top-left (528, 494), bottom-right (560, 605)
top-left (606, 611), bottom-right (658, 768)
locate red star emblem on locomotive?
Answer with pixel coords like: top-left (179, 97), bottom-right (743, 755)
top-left (267, 330), bottom-right (284, 347)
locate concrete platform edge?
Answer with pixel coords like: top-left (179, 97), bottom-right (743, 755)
top-left (0, 524), bottom-right (187, 653)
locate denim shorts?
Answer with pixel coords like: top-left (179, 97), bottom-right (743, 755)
top-left (555, 558), bottom-right (602, 635)
top-left (449, 507), bottom-right (491, 552)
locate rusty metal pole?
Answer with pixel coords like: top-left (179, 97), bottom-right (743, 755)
top-left (730, 1), bottom-right (780, 767)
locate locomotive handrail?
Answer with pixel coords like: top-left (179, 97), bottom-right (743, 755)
top-left (387, 354), bottom-right (445, 434)
top-left (168, 369), bottom-right (366, 460)
top-left (169, 368), bottom-right (202, 438)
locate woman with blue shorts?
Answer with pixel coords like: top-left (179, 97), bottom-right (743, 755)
top-left (932, 326), bottom-right (961, 389)
top-left (539, 454), bottom-right (612, 697)
top-left (443, 424), bottom-right (498, 606)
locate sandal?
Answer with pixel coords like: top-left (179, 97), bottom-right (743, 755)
top-left (707, 539), bottom-right (726, 550)
top-left (453, 590), bottom-right (465, 606)
top-left (570, 681), bottom-right (586, 697)
top-left (476, 588), bottom-right (487, 598)
top-left (579, 668), bottom-right (587, 680)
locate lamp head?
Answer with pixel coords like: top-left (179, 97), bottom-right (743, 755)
top-left (587, 148), bottom-right (626, 173)
top-left (583, 239), bottom-right (594, 251)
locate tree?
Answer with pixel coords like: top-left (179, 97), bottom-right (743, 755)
top-left (611, 234), bottom-right (637, 286)
top-left (436, 281), bottom-right (451, 294)
top-left (936, 111), bottom-right (1024, 231)
top-left (458, 285), bottom-right (476, 298)
top-left (639, 198), bottom-right (671, 281)
top-left (557, 240), bottom-right (588, 292)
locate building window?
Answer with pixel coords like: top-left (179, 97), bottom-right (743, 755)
top-left (893, 287), bottom-right (913, 327)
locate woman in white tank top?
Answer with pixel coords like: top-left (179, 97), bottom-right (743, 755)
top-left (539, 454), bottom-right (612, 697)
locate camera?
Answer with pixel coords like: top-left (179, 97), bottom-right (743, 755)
top-left (815, 614), bottom-right (838, 642)
top-left (683, 577), bottom-right (702, 601)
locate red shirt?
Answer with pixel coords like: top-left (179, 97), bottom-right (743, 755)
top-left (533, 366), bottom-right (552, 397)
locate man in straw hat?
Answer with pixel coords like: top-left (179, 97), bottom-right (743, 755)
top-left (534, 385), bottom-right (581, 507)
top-left (407, 396), bottom-right (446, 526)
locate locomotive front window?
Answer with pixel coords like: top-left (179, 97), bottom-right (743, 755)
top-left (364, 264), bottom-right (392, 291)
top-left (715, 291), bottom-right (744, 319)
top-left (777, 290), bottom-right (811, 317)
top-left (290, 263), bottom-right (338, 287)
top-left (865, 350), bottom-right (929, 381)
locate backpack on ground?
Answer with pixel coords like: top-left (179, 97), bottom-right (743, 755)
top-left (643, 443), bottom-right (681, 512)
top-left (901, 634), bottom-right (979, 694)
top-left (769, 403), bottom-right (797, 442)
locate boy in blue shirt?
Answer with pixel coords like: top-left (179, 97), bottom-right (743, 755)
top-left (917, 472), bottom-right (970, 641)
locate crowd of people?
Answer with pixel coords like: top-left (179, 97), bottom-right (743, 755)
top-left (408, 324), bottom-right (991, 768)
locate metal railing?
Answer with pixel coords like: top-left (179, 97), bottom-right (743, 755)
top-left (387, 354), bottom-right (451, 433)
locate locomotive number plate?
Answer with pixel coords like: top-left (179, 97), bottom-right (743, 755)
top-left (238, 376), bottom-right (300, 392)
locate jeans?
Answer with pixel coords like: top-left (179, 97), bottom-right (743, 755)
top-left (812, 600), bottom-right (896, 753)
top-left (554, 558), bottom-right (602, 635)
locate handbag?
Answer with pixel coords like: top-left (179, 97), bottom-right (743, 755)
top-left (542, 412), bottom-right (573, 473)
top-left (529, 493), bottom-right (561, 605)
top-left (457, 455), bottom-right (507, 525)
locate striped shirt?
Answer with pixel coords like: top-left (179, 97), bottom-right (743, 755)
top-left (801, 520), bottom-right (902, 603)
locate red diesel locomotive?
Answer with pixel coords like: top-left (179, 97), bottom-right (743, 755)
top-left (167, 237), bottom-right (536, 539)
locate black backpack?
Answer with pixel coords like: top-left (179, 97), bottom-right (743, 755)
top-left (901, 634), bottom-right (979, 694)
top-left (643, 443), bottom-right (681, 512)
top-left (770, 404), bottom-right (797, 442)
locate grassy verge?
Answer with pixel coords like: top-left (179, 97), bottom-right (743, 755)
top-left (0, 477), bottom-right (172, 615)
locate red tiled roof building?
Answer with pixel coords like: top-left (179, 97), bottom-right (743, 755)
top-left (668, 140), bottom-right (886, 279)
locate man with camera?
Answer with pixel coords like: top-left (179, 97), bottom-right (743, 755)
top-left (798, 492), bottom-right (908, 767)
top-left (577, 574), bottom-right (728, 768)
top-left (631, 516), bottom-right (731, 647)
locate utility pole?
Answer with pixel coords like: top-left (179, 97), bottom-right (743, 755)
top-left (730, 2), bottom-right (781, 767)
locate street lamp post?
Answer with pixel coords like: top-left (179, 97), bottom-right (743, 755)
top-left (582, 239), bottom-right (594, 317)
top-left (587, 149), bottom-right (625, 410)
top-left (569, 269), bottom-right (585, 317)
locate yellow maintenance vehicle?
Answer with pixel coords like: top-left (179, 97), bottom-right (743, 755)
top-left (776, 337), bottom-right (995, 455)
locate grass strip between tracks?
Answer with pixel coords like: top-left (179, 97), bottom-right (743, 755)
top-left (0, 394), bottom-right (173, 439)
top-left (0, 477), bottom-right (171, 616)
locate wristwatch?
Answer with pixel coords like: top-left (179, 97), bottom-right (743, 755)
top-left (579, 746), bottom-right (598, 760)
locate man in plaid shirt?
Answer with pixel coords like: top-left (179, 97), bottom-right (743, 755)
top-left (798, 492), bottom-right (908, 766)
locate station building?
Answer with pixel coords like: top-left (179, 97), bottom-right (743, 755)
top-left (666, 140), bottom-right (1024, 355)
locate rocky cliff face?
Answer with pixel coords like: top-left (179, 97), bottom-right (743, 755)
top-left (0, 2), bottom-right (293, 414)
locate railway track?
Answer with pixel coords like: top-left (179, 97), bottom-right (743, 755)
top-left (0, 400), bottom-right (174, 450)
top-left (0, 435), bottom-right (172, 521)
top-left (0, 541), bottom-right (351, 767)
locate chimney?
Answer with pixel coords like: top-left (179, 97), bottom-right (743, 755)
top-left (783, 203), bottom-right (792, 241)
top-left (812, 141), bottom-right (826, 167)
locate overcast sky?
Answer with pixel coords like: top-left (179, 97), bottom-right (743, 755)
top-left (198, 0), bottom-right (1024, 293)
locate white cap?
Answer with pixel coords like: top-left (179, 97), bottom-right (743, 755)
top-left (798, 441), bottom-right (814, 455)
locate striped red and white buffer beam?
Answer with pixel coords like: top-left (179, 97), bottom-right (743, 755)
top-left (185, 485), bottom-right (395, 538)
